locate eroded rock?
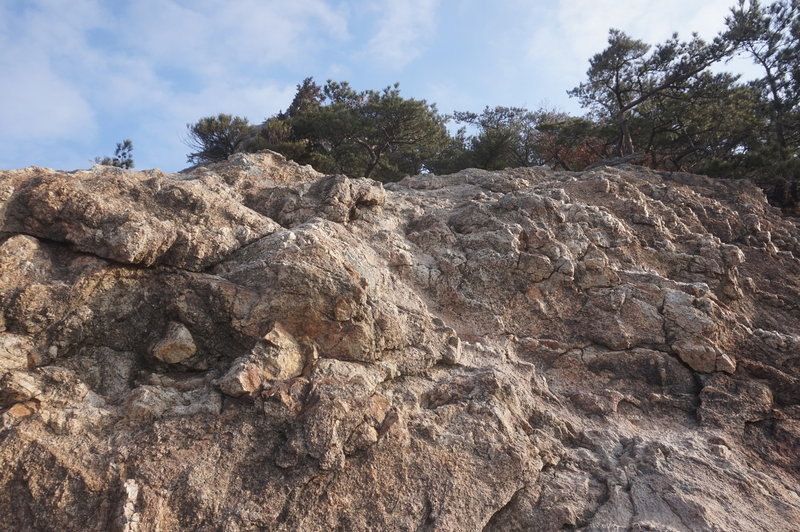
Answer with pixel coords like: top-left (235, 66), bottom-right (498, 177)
top-left (216, 323), bottom-right (308, 397)
top-left (150, 322), bottom-right (197, 364)
top-left (0, 157), bottom-right (799, 530)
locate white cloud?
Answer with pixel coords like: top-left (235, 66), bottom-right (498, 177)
top-left (360, 0), bottom-right (438, 68)
top-left (7, 0), bottom-right (108, 52)
top-left (0, 1), bottom-right (101, 143)
top-left (0, 56), bottom-right (96, 142)
top-left (514, 0), bottom-right (750, 111)
top-left (0, 0), bottom-right (350, 170)
top-left (117, 0), bottom-right (349, 78)
top-left (553, 0), bottom-right (740, 66)
top-left (167, 82), bottom-right (297, 126)
top-left (423, 81), bottom-right (481, 115)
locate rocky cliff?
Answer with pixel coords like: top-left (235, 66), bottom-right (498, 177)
top-left (1, 152), bottom-right (799, 531)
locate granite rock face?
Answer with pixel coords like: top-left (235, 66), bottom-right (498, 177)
top-left (1, 151), bottom-right (799, 531)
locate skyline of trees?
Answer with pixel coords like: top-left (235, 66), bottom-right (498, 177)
top-left (94, 139), bottom-right (134, 169)
top-left (181, 0), bottom-right (798, 208)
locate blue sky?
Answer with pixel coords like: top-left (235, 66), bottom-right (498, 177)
top-left (0, 0), bottom-right (761, 172)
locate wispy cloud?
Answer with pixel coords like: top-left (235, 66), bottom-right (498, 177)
top-left (0, 0), bottom-right (104, 144)
top-left (360, 0), bottom-right (438, 68)
top-left (512, 0), bottom-right (750, 112)
top-left (119, 0), bottom-right (349, 77)
top-left (553, 0), bottom-right (735, 64)
top-left (0, 0), bottom-right (350, 170)
top-left (0, 55), bottom-right (96, 142)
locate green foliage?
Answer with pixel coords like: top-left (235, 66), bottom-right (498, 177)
top-left (254, 79), bottom-right (449, 181)
top-left (179, 2), bottom-right (798, 210)
top-left (726, 0), bottom-right (800, 165)
top-left (451, 107), bottom-right (545, 169)
top-left (95, 139), bottom-right (134, 169)
top-left (442, 107), bottom-right (612, 172)
top-left (569, 29), bottom-right (731, 156)
top-left (629, 73), bottom-right (765, 173)
top-left (282, 77), bottom-right (325, 119)
top-left (424, 127), bottom-right (472, 175)
top-left (555, 1), bottom-right (799, 209)
top-left (536, 118), bottom-right (614, 170)
top-left (569, 29), bottom-right (650, 121)
top-left (185, 114), bottom-right (253, 165)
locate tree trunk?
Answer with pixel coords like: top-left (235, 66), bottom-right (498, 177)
top-left (766, 76), bottom-right (788, 161)
top-left (363, 150), bottom-right (382, 179)
top-left (618, 114), bottom-right (635, 156)
top-left (353, 137), bottom-right (382, 179)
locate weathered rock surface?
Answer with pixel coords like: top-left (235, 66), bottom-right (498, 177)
top-left (1, 151), bottom-right (799, 530)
